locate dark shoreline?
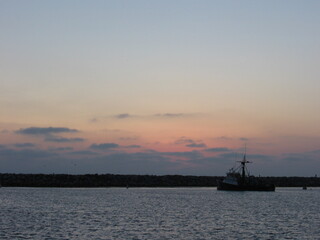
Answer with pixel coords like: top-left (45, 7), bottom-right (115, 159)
top-left (1, 173), bottom-right (319, 188)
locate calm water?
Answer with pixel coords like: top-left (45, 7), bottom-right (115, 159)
top-left (0, 187), bottom-right (319, 240)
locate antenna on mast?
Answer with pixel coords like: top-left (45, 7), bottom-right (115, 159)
top-left (244, 143), bottom-right (246, 156)
top-left (242, 143), bottom-right (248, 163)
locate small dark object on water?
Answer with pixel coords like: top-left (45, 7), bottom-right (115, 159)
top-left (303, 186), bottom-right (307, 190)
top-left (217, 149), bottom-right (275, 191)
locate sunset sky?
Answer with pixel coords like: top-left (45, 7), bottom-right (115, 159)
top-left (1, 0), bottom-right (320, 176)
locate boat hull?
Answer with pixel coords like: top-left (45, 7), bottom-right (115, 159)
top-left (217, 181), bottom-right (275, 191)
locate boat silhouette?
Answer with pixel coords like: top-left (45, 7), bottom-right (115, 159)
top-left (217, 149), bottom-right (275, 191)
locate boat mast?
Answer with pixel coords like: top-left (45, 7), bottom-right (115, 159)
top-left (241, 145), bottom-right (250, 183)
top-left (241, 153), bottom-right (246, 181)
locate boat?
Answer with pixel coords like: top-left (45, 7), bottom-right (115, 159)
top-left (217, 150), bottom-right (275, 191)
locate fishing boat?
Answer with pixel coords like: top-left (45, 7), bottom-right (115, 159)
top-left (217, 150), bottom-right (275, 191)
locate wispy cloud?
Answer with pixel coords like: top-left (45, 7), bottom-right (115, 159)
top-left (205, 147), bottom-right (231, 152)
top-left (214, 136), bottom-right (249, 142)
top-left (307, 149), bottom-right (320, 154)
top-left (118, 137), bottom-right (139, 141)
top-left (89, 118), bottom-right (98, 123)
top-left (91, 112), bottom-right (198, 123)
top-left (16, 127), bottom-right (79, 135)
top-left (186, 143), bottom-right (207, 148)
top-left (126, 145), bottom-right (141, 148)
top-left (14, 143), bottom-right (36, 148)
top-left (45, 137), bottom-right (85, 143)
top-left (239, 137), bottom-right (249, 141)
top-left (15, 126), bottom-right (84, 145)
top-left (175, 137), bottom-right (206, 148)
top-left (114, 113), bottom-right (132, 119)
top-left (154, 113), bottom-right (187, 118)
top-left (214, 136), bottom-right (233, 141)
top-left (114, 112), bottom-right (192, 119)
top-left (175, 137), bottom-right (195, 145)
top-left (90, 143), bottom-right (141, 150)
top-left (90, 143), bottom-right (120, 150)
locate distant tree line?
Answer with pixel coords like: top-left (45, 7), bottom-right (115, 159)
top-left (0, 173), bottom-right (319, 188)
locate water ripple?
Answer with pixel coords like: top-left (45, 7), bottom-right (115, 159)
top-left (0, 187), bottom-right (319, 239)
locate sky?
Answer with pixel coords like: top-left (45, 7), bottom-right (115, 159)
top-left (1, 0), bottom-right (320, 176)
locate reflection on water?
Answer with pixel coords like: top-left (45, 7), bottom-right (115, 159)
top-left (0, 187), bottom-right (319, 239)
